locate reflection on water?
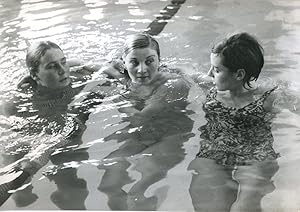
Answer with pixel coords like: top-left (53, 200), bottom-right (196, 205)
top-left (188, 158), bottom-right (279, 212)
top-left (0, 66), bottom-right (101, 208)
top-left (12, 178), bottom-right (38, 207)
top-left (93, 69), bottom-right (195, 210)
top-left (98, 101), bottom-right (194, 210)
top-left (1, 0), bottom-right (300, 211)
top-left (46, 148), bottom-right (89, 209)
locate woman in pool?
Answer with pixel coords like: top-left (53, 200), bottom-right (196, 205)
top-left (99, 33), bottom-right (194, 151)
top-left (187, 32), bottom-right (297, 212)
top-left (0, 41), bottom-right (105, 207)
top-left (97, 33), bottom-right (194, 210)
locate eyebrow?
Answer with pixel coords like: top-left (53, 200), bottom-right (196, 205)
top-left (146, 55), bottom-right (156, 59)
top-left (128, 55), bottom-right (156, 60)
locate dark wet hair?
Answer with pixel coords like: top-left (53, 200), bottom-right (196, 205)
top-left (211, 32), bottom-right (264, 88)
top-left (122, 33), bottom-right (160, 60)
top-left (26, 41), bottom-right (63, 77)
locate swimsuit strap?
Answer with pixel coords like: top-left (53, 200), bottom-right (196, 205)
top-left (257, 86), bottom-right (278, 103)
top-left (208, 86), bottom-right (278, 100)
top-left (205, 86), bottom-right (278, 110)
top-left (206, 87), bottom-right (217, 101)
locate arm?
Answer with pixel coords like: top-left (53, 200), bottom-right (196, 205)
top-left (168, 63), bottom-right (213, 93)
top-left (98, 59), bottom-right (126, 81)
top-left (258, 80), bottom-right (300, 115)
top-left (0, 170), bottom-right (30, 206)
top-left (125, 77), bottom-right (191, 126)
top-left (0, 123), bottom-right (75, 206)
top-left (191, 73), bottom-right (214, 93)
top-left (0, 134), bottom-right (68, 206)
top-left (125, 77), bottom-right (193, 143)
top-left (71, 58), bottom-right (129, 86)
top-left (271, 88), bottom-right (300, 114)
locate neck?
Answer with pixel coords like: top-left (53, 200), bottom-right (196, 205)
top-left (36, 84), bottom-right (70, 96)
top-left (228, 87), bottom-right (248, 97)
top-left (227, 83), bottom-right (256, 97)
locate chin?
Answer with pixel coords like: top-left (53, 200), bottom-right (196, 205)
top-left (55, 83), bottom-right (70, 89)
top-left (216, 86), bottom-right (226, 91)
top-left (143, 78), bottom-right (154, 85)
top-left (134, 79), bottom-right (150, 85)
top-left (62, 79), bottom-right (71, 86)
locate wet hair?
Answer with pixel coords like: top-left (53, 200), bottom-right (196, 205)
top-left (211, 32), bottom-right (264, 88)
top-left (122, 33), bottom-right (160, 60)
top-left (26, 41), bottom-right (63, 77)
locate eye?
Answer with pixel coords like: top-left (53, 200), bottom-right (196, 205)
top-left (46, 63), bottom-right (56, 69)
top-left (145, 58), bottom-right (154, 65)
top-left (61, 58), bottom-right (67, 65)
top-left (129, 59), bottom-right (138, 66)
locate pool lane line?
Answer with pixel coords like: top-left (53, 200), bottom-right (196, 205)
top-left (144, 0), bottom-right (186, 36)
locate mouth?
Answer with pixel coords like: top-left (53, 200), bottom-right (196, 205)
top-left (59, 77), bottom-right (68, 82)
top-left (137, 76), bottom-right (149, 80)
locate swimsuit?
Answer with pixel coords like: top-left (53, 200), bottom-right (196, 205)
top-left (196, 86), bottom-right (280, 166)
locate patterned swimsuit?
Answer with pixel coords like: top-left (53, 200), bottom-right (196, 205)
top-left (196, 86), bottom-right (280, 166)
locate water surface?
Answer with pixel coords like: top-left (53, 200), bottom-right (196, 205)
top-left (1, 0), bottom-right (300, 211)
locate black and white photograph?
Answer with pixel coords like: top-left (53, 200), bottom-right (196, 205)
top-left (0, 0), bottom-right (300, 211)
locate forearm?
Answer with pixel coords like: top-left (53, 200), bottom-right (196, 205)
top-left (9, 136), bottom-right (70, 176)
top-left (0, 170), bottom-right (30, 206)
top-left (126, 102), bottom-right (166, 127)
top-left (191, 73), bottom-right (213, 90)
top-left (0, 135), bottom-right (72, 207)
top-left (0, 139), bottom-right (55, 205)
top-left (99, 59), bottom-right (126, 81)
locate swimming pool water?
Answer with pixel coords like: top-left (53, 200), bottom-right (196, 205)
top-left (1, 0), bottom-right (300, 211)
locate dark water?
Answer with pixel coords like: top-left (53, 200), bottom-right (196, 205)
top-left (1, 0), bottom-right (300, 210)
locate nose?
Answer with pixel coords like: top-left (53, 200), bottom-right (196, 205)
top-left (137, 63), bottom-right (146, 74)
top-left (57, 63), bottom-right (66, 75)
top-left (207, 66), bottom-right (214, 78)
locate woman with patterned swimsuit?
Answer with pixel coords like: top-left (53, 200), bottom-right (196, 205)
top-left (198, 86), bottom-right (280, 166)
top-left (188, 33), bottom-right (281, 212)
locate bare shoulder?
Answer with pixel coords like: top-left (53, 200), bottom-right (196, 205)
top-left (153, 72), bottom-right (191, 101)
top-left (162, 72), bottom-right (191, 90)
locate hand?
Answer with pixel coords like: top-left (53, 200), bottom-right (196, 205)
top-left (101, 60), bottom-right (125, 80)
top-left (17, 76), bottom-right (35, 90)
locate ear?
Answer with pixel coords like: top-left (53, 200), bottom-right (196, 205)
top-left (235, 69), bottom-right (246, 80)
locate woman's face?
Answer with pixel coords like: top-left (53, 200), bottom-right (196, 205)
top-left (124, 47), bottom-right (159, 85)
top-left (207, 53), bottom-right (241, 91)
top-left (34, 48), bottom-right (70, 89)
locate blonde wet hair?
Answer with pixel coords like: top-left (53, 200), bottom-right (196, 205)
top-left (122, 33), bottom-right (160, 60)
